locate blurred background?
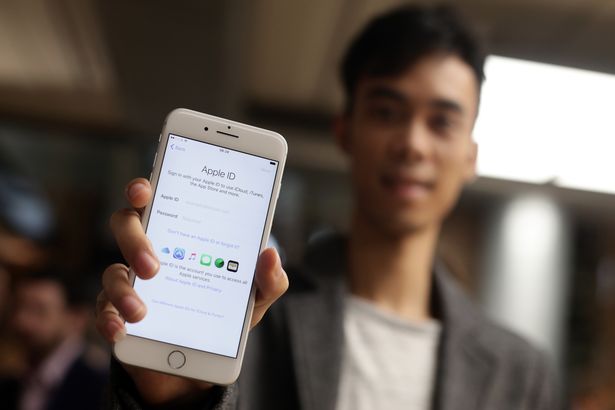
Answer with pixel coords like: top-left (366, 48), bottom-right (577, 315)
top-left (0, 0), bottom-right (614, 408)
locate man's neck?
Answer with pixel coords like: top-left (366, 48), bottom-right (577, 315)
top-left (347, 212), bottom-right (440, 322)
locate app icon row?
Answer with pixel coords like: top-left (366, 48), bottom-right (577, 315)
top-left (160, 247), bottom-right (239, 272)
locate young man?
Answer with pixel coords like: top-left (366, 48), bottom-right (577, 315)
top-left (97, 5), bottom-right (557, 409)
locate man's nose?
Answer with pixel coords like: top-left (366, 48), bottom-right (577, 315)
top-left (391, 119), bottom-right (432, 162)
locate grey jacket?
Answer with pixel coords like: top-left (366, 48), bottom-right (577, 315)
top-left (108, 235), bottom-right (559, 410)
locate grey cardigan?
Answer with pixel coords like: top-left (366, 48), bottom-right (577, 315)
top-left (108, 235), bottom-right (559, 410)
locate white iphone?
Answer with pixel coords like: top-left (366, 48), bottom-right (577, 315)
top-left (114, 108), bottom-right (287, 384)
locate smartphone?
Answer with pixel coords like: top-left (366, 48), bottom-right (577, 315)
top-left (113, 108), bottom-right (287, 384)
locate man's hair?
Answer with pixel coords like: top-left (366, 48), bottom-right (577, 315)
top-left (341, 4), bottom-right (485, 112)
top-left (15, 268), bottom-right (92, 309)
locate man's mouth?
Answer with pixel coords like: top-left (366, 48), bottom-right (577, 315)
top-left (381, 174), bottom-right (434, 201)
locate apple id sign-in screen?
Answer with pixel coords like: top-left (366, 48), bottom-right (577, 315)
top-left (126, 133), bottom-right (278, 358)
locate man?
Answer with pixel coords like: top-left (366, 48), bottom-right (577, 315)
top-left (0, 154), bottom-right (55, 382)
top-left (0, 271), bottom-right (108, 410)
top-left (97, 5), bottom-right (557, 409)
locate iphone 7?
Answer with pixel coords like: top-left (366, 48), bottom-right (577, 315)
top-left (114, 108), bottom-right (287, 384)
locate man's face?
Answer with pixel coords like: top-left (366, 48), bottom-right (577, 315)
top-left (338, 53), bottom-right (479, 235)
top-left (12, 280), bottom-right (69, 357)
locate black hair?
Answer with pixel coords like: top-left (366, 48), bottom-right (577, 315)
top-left (15, 268), bottom-right (93, 309)
top-left (341, 4), bottom-right (485, 112)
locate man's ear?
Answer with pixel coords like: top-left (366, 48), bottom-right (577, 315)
top-left (464, 140), bottom-right (478, 182)
top-left (333, 115), bottom-right (352, 154)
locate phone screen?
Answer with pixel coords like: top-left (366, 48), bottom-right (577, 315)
top-left (126, 134), bottom-right (279, 358)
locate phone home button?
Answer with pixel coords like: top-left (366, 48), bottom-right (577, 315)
top-left (167, 350), bottom-right (186, 369)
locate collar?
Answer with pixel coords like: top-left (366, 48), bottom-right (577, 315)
top-left (29, 335), bottom-right (83, 390)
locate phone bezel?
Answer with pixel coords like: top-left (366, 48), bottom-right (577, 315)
top-left (113, 108), bottom-right (287, 385)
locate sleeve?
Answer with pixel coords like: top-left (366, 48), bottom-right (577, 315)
top-left (526, 350), bottom-right (562, 410)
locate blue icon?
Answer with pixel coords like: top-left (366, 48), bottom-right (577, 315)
top-left (173, 247), bottom-right (185, 260)
top-left (161, 247), bottom-right (170, 254)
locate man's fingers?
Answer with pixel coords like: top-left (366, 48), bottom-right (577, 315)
top-left (125, 178), bottom-right (152, 210)
top-left (102, 263), bottom-right (147, 323)
top-left (251, 248), bottom-right (289, 328)
top-left (95, 291), bottom-right (126, 343)
top-left (254, 248), bottom-right (288, 304)
top-left (110, 208), bottom-right (159, 279)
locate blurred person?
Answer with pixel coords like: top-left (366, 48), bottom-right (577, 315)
top-left (0, 269), bottom-right (108, 410)
top-left (0, 265), bottom-right (20, 374)
top-left (96, 5), bottom-right (558, 410)
top-left (0, 152), bottom-right (55, 378)
top-left (0, 150), bottom-right (54, 272)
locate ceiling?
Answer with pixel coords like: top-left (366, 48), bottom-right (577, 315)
top-left (0, 0), bottom-right (613, 213)
top-left (0, 0), bottom-right (118, 126)
top-left (247, 0), bottom-right (615, 112)
top-left (1, 0), bottom-right (614, 131)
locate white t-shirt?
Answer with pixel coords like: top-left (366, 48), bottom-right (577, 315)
top-left (336, 295), bottom-right (442, 410)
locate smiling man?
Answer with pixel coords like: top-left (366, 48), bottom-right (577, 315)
top-left (97, 5), bottom-right (557, 410)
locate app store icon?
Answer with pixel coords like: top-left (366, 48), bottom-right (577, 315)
top-left (173, 248), bottom-right (185, 260)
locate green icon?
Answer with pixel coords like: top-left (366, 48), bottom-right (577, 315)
top-left (200, 254), bottom-right (212, 266)
top-left (215, 258), bottom-right (225, 268)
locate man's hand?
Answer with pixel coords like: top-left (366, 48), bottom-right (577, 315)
top-left (95, 178), bottom-right (289, 405)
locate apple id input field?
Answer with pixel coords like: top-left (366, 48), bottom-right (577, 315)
top-left (185, 200), bottom-right (230, 214)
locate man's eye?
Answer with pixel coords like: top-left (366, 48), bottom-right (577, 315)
top-left (430, 115), bottom-right (454, 131)
top-left (369, 105), bottom-right (405, 123)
